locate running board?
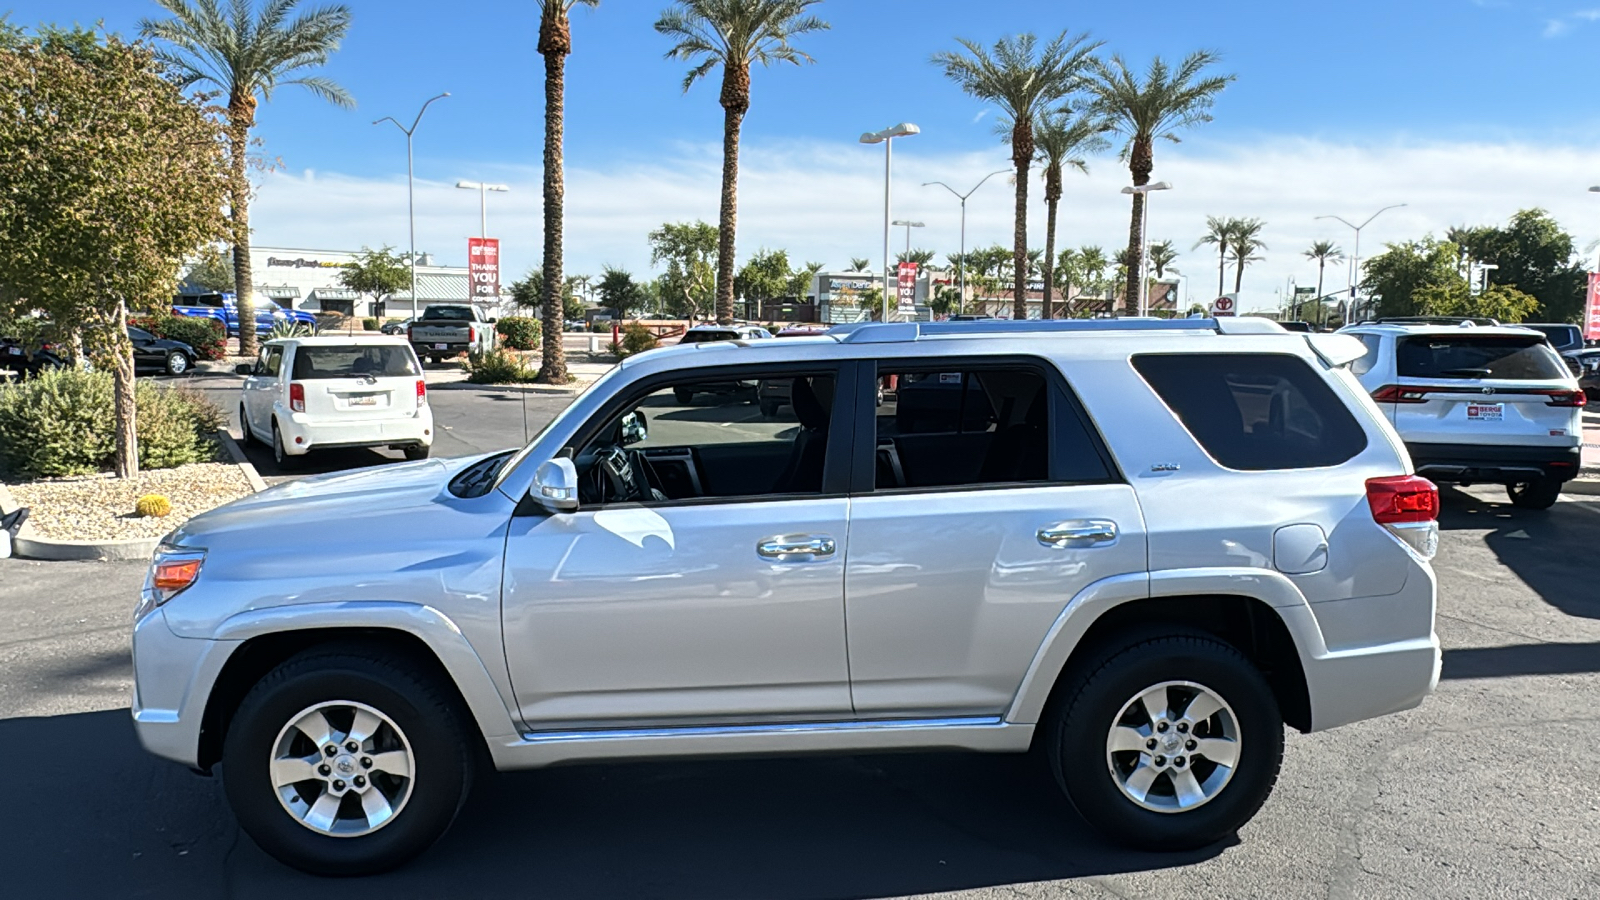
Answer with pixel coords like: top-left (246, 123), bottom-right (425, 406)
top-left (488, 716), bottom-right (1035, 770)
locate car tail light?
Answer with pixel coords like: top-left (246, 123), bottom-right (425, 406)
top-left (1371, 385), bottom-right (1428, 404)
top-left (416, 378), bottom-right (427, 405)
top-left (289, 382), bottom-right (305, 412)
top-left (1543, 390), bottom-right (1586, 407)
top-left (1366, 475), bottom-right (1439, 559)
top-left (469, 325), bottom-right (476, 343)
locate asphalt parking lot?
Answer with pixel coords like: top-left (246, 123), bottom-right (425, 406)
top-left (2, 378), bottom-right (1599, 898)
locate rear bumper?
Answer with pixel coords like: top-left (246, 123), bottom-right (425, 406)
top-left (277, 409), bottom-right (434, 455)
top-left (1404, 441), bottom-right (1580, 485)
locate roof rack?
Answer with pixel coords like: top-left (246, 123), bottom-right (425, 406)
top-left (828, 317), bottom-right (1284, 344)
top-left (1371, 316), bottom-right (1502, 327)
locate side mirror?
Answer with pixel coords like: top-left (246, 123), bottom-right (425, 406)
top-left (488, 317), bottom-right (498, 324)
top-left (532, 458), bottom-right (580, 512)
top-left (618, 410), bottom-right (648, 447)
top-left (235, 364), bottom-right (254, 376)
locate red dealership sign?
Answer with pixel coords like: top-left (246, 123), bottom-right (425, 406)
top-left (467, 238), bottom-right (501, 300)
top-left (1585, 273), bottom-right (1600, 340)
top-left (897, 262), bottom-right (918, 317)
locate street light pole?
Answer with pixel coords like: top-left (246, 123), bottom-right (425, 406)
top-left (1121, 181), bottom-right (1172, 316)
top-left (861, 123), bottom-right (920, 322)
top-left (925, 170), bottom-right (1010, 315)
top-left (1316, 203), bottom-right (1406, 320)
top-left (892, 220), bottom-right (925, 257)
top-left (455, 181), bottom-right (511, 239)
top-left (375, 92), bottom-right (450, 318)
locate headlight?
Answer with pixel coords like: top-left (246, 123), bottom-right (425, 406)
top-left (136, 543), bottom-right (206, 621)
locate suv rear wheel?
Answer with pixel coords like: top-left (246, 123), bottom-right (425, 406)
top-left (221, 648), bottom-right (475, 876)
top-left (1507, 477), bottom-right (1562, 510)
top-left (1046, 632), bottom-right (1283, 850)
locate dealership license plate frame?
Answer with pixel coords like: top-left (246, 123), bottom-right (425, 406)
top-left (1466, 402), bottom-right (1504, 422)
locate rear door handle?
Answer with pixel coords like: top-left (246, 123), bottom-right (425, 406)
top-left (1038, 520), bottom-right (1119, 547)
top-left (757, 535), bottom-right (837, 560)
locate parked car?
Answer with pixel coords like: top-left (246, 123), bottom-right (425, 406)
top-left (173, 292), bottom-right (318, 337)
top-left (135, 317), bottom-right (1440, 875)
top-left (407, 305), bottom-right (496, 363)
top-left (671, 323), bottom-right (773, 403)
top-left (234, 336), bottom-right (432, 466)
top-left (1518, 322), bottom-right (1585, 374)
top-left (380, 319), bottom-right (413, 336)
top-left (1575, 348), bottom-right (1600, 400)
top-left (0, 336), bottom-right (66, 381)
top-left (1340, 320), bottom-right (1584, 508)
top-left (129, 326), bottom-right (197, 376)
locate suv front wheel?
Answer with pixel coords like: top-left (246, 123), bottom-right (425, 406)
top-left (221, 647), bottom-right (475, 876)
top-left (1046, 632), bottom-right (1283, 850)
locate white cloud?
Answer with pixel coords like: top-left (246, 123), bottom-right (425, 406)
top-left (1544, 17), bottom-right (1571, 36)
top-left (248, 136), bottom-right (1600, 313)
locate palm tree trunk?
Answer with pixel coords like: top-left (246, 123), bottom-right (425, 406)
top-left (1011, 123), bottom-right (1033, 321)
top-left (112, 299), bottom-right (138, 478)
top-left (716, 64), bottom-right (750, 326)
top-left (1122, 138), bottom-right (1154, 315)
top-left (1042, 166), bottom-right (1061, 320)
top-left (227, 103), bottom-right (256, 359)
top-left (1217, 247), bottom-right (1226, 298)
top-left (537, 10), bottom-right (571, 384)
top-left (1316, 260), bottom-right (1325, 313)
top-left (1234, 255), bottom-right (1245, 293)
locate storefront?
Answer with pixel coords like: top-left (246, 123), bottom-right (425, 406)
top-left (239, 247), bottom-right (493, 319)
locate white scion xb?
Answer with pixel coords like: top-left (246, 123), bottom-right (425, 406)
top-left (236, 337), bottom-right (433, 466)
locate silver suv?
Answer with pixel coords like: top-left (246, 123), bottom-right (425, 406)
top-left (132, 318), bottom-right (1441, 875)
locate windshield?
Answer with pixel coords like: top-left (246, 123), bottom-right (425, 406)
top-left (291, 345), bottom-right (420, 380)
top-left (679, 330), bottom-right (739, 344)
top-left (1397, 335), bottom-right (1569, 380)
top-left (421, 306), bottom-right (473, 321)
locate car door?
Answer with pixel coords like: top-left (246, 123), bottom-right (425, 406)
top-left (500, 361), bottom-right (860, 729)
top-left (243, 344), bottom-right (285, 438)
top-left (841, 357), bottom-right (1148, 718)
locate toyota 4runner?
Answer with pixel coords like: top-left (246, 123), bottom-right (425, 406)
top-left (132, 317), bottom-right (1441, 875)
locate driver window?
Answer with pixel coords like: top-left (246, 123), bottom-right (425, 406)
top-left (578, 371), bottom-right (836, 505)
top-left (260, 346), bottom-right (283, 377)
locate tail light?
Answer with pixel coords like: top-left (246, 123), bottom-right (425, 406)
top-left (468, 325), bottom-right (476, 343)
top-left (289, 382), bottom-right (305, 412)
top-left (1543, 390), bottom-right (1586, 407)
top-left (1371, 385), bottom-right (1428, 404)
top-left (416, 378), bottom-right (427, 405)
top-left (1366, 475), bottom-right (1439, 559)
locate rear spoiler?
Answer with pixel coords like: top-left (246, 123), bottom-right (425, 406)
top-left (1305, 333), bottom-right (1366, 368)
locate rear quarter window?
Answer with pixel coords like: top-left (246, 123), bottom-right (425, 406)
top-left (1133, 353), bottom-right (1368, 471)
top-left (1396, 335), bottom-right (1567, 380)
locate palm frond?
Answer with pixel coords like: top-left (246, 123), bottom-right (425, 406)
top-left (655, 0), bottom-right (829, 93)
top-left (142, 0), bottom-right (353, 110)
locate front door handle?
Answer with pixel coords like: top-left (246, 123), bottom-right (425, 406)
top-left (757, 534), bottom-right (837, 560)
top-left (1038, 520), bottom-right (1119, 547)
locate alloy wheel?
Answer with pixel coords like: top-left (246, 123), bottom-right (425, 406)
top-left (269, 700), bottom-right (415, 838)
top-left (1105, 680), bottom-right (1240, 814)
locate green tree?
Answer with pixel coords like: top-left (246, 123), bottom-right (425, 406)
top-left (337, 245), bottom-right (409, 313)
top-left (533, 0), bottom-right (599, 383)
top-left (1076, 245), bottom-right (1109, 310)
top-left (934, 31), bottom-right (1101, 320)
top-left (142, 0), bottom-right (353, 360)
top-left (1034, 108), bottom-right (1109, 318)
top-left (0, 29), bottom-right (229, 477)
top-left (1149, 240), bottom-right (1179, 278)
top-left (735, 247), bottom-right (793, 314)
top-left (509, 270), bottom-right (582, 320)
top-left (1415, 281), bottom-right (1540, 323)
top-left (597, 265), bottom-right (646, 317)
top-left (649, 221), bottom-right (719, 321)
top-left (1302, 239), bottom-right (1343, 319)
top-left (1194, 216), bottom-right (1238, 298)
top-left (181, 244), bottom-right (236, 293)
top-left (787, 260), bottom-right (824, 299)
top-left (1054, 247), bottom-right (1080, 312)
top-left (847, 257), bottom-right (870, 272)
top-left (1086, 51), bottom-right (1235, 313)
top-left (896, 248), bottom-right (937, 265)
top-left (1450, 209), bottom-right (1587, 322)
top-left (1228, 217), bottom-right (1266, 293)
top-left (1361, 237), bottom-right (1462, 317)
top-left (656, 0), bottom-right (829, 324)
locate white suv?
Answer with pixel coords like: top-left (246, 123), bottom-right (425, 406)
top-left (136, 318), bottom-right (1440, 875)
top-left (1340, 319), bottom-right (1585, 508)
top-left (236, 336), bottom-right (433, 466)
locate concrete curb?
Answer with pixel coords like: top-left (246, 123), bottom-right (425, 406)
top-left (216, 429), bottom-right (269, 493)
top-left (1564, 478), bottom-right (1600, 496)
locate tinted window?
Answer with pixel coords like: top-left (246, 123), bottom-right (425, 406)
top-left (679, 330), bottom-right (739, 344)
top-left (291, 345), bottom-right (420, 380)
top-left (421, 306), bottom-right (473, 320)
top-left (1134, 354), bottom-right (1368, 471)
top-left (128, 327), bottom-right (154, 342)
top-left (1396, 335), bottom-right (1567, 380)
top-left (1524, 324), bottom-right (1582, 352)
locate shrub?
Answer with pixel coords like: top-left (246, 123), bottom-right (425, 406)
top-left (132, 314), bottom-right (227, 361)
top-left (362, 317), bottom-right (380, 331)
top-left (267, 320), bottom-right (314, 341)
top-left (135, 494), bottom-right (173, 518)
top-left (0, 368), bottom-right (224, 477)
top-left (464, 348), bottom-right (537, 384)
top-left (612, 322), bottom-right (660, 360)
top-left (496, 316), bottom-right (541, 351)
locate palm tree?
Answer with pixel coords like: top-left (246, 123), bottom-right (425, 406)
top-left (897, 248), bottom-right (937, 265)
top-left (1193, 216), bottom-right (1238, 298)
top-left (848, 257), bottom-right (871, 272)
top-left (1228, 217), bottom-right (1266, 293)
top-left (934, 31), bottom-right (1102, 320)
top-left (143, 0), bottom-right (354, 358)
top-left (656, 0), bottom-right (829, 325)
top-left (1055, 247), bottom-right (1080, 313)
top-left (531, 0), bottom-right (599, 383)
top-left (1085, 51), bottom-right (1235, 313)
top-left (1149, 240), bottom-right (1179, 278)
top-left (1033, 108), bottom-right (1109, 318)
top-left (1303, 239), bottom-right (1344, 320)
top-left (1078, 244), bottom-right (1108, 312)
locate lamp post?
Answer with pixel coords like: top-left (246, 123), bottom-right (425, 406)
top-left (375, 92), bottom-right (450, 318)
top-left (455, 180), bottom-right (510, 238)
top-left (1120, 181), bottom-right (1172, 316)
top-left (1316, 203), bottom-right (1406, 320)
top-left (1590, 188), bottom-right (1600, 272)
top-left (924, 170), bottom-right (1009, 314)
top-left (861, 123), bottom-right (920, 322)
top-left (891, 220), bottom-right (924, 258)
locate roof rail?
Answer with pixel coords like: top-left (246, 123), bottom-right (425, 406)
top-left (1372, 316), bottom-right (1501, 327)
top-left (829, 317), bottom-right (1287, 343)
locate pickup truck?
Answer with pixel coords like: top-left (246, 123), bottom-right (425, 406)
top-left (408, 305), bottom-right (496, 362)
top-left (172, 293), bottom-right (317, 337)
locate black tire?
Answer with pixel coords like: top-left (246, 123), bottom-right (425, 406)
top-left (165, 350), bottom-right (191, 376)
top-left (1507, 478), bottom-right (1562, 510)
top-left (238, 406), bottom-right (254, 446)
top-left (673, 387), bottom-right (694, 404)
top-left (403, 444), bottom-right (431, 461)
top-left (272, 421), bottom-right (296, 470)
top-left (1045, 632), bottom-right (1283, 851)
top-left (221, 647), bottom-right (475, 876)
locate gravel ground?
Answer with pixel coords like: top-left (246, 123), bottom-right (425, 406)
top-left (6, 462), bottom-right (254, 541)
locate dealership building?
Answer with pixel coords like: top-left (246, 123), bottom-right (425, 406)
top-left (191, 247), bottom-right (508, 319)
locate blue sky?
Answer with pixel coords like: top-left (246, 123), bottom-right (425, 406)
top-left (8, 0), bottom-right (1600, 305)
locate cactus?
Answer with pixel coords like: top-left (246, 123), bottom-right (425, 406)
top-left (134, 494), bottom-right (173, 518)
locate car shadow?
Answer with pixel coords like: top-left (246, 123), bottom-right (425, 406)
top-left (1436, 486), bottom-right (1600, 622)
top-left (0, 711), bottom-right (1219, 898)
top-left (1440, 641), bottom-right (1600, 679)
top-left (233, 432), bottom-right (401, 480)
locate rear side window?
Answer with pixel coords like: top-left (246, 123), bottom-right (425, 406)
top-left (680, 330), bottom-right (738, 344)
top-left (1396, 335), bottom-right (1567, 380)
top-left (1134, 354), bottom-right (1368, 471)
top-left (291, 345), bottom-right (420, 380)
top-left (1351, 334), bottom-right (1382, 376)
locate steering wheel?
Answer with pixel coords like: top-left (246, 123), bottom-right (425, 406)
top-left (595, 444), bottom-right (642, 502)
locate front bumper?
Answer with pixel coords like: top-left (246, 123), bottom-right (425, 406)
top-left (131, 608), bottom-right (238, 769)
top-left (1404, 441), bottom-right (1581, 486)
